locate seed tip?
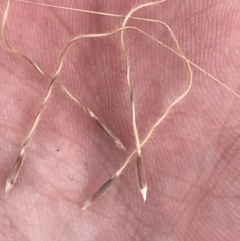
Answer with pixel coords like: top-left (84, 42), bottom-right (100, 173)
top-left (140, 186), bottom-right (148, 202)
top-left (118, 141), bottom-right (126, 151)
top-left (82, 200), bottom-right (91, 210)
top-left (5, 179), bottom-right (13, 194)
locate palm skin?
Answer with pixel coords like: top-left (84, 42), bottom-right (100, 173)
top-left (0, 1), bottom-right (240, 240)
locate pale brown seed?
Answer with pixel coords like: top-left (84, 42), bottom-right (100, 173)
top-left (95, 118), bottom-right (126, 151)
top-left (5, 152), bottom-right (24, 193)
top-left (82, 175), bottom-right (116, 210)
top-left (136, 153), bottom-right (147, 201)
top-left (58, 85), bottom-right (126, 151)
top-left (3, 0), bottom-right (197, 208)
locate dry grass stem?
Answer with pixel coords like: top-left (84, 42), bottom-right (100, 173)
top-left (5, 77), bottom-right (56, 193)
top-left (120, 0), bottom-right (166, 201)
top-left (2, 0), bottom-right (47, 76)
top-left (82, 18), bottom-right (193, 210)
top-left (14, 0), bottom-right (240, 99)
top-left (1, 0), bottom-right (198, 206)
top-left (2, 1), bottom-right (126, 152)
top-left (2, 1), bottom-right (129, 193)
top-left (4, 0), bottom-right (239, 209)
top-left (3, 0), bottom-right (192, 203)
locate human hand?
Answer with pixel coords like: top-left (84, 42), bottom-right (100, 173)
top-left (1, 1), bottom-right (240, 240)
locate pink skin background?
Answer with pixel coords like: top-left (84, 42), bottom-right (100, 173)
top-left (0, 0), bottom-right (240, 240)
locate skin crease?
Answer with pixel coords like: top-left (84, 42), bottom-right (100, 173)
top-left (0, 0), bottom-right (240, 240)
